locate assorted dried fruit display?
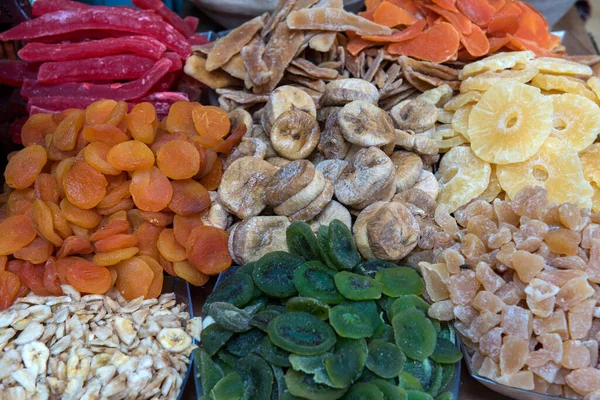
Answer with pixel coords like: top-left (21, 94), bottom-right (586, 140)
top-left (0, 0), bottom-right (208, 119)
top-left (0, 99), bottom-right (244, 310)
top-left (0, 285), bottom-right (202, 399)
top-left (195, 220), bottom-right (461, 400)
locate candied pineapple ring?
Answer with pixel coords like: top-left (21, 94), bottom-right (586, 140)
top-left (529, 57), bottom-right (593, 77)
top-left (550, 94), bottom-right (600, 152)
top-left (459, 67), bottom-right (539, 94)
top-left (468, 81), bottom-right (553, 165)
top-left (588, 77), bottom-right (600, 101)
top-left (580, 143), bottom-right (600, 213)
top-left (497, 136), bottom-right (594, 209)
top-left (435, 146), bottom-right (491, 213)
top-left (459, 50), bottom-right (535, 79)
top-left (531, 74), bottom-right (598, 103)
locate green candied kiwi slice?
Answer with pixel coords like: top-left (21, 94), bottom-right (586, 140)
top-left (436, 392), bottom-right (454, 400)
top-left (438, 324), bottom-right (456, 345)
top-left (329, 305), bottom-right (374, 339)
top-left (392, 308), bottom-right (437, 362)
top-left (210, 372), bottom-right (244, 400)
top-left (252, 251), bottom-right (305, 298)
top-left (293, 261), bottom-right (345, 304)
top-left (193, 348), bottom-right (224, 394)
top-left (439, 363), bottom-right (455, 391)
top-left (244, 296), bottom-right (267, 315)
top-left (342, 300), bottom-right (383, 335)
top-left (372, 324), bottom-right (395, 343)
top-left (232, 354), bottom-right (273, 400)
top-left (406, 391), bottom-right (434, 400)
top-left (286, 297), bottom-right (331, 320)
top-left (237, 262), bottom-right (256, 276)
top-left (371, 379), bottom-right (408, 400)
top-left (375, 267), bottom-right (424, 297)
top-left (430, 338), bottom-right (462, 364)
top-left (366, 339), bottom-right (406, 379)
top-left (261, 336), bottom-right (291, 368)
top-left (355, 260), bottom-right (399, 278)
top-left (403, 359), bottom-right (433, 391)
top-left (217, 350), bottom-right (240, 368)
top-left (250, 310), bottom-right (281, 332)
top-left (343, 382), bottom-right (385, 400)
top-left (398, 371), bottom-right (424, 391)
top-left (268, 312), bottom-right (337, 355)
top-left (326, 220), bottom-right (361, 270)
top-left (325, 338), bottom-right (368, 388)
top-left (201, 324), bottom-right (234, 356)
top-left (207, 302), bottom-right (253, 333)
top-left (226, 328), bottom-right (265, 357)
top-left (318, 225), bottom-right (338, 269)
top-left (285, 369), bottom-right (347, 400)
top-left (288, 353), bottom-right (342, 388)
top-left (287, 221), bottom-right (322, 261)
top-left (334, 271), bottom-right (383, 300)
top-left (427, 363), bottom-right (444, 397)
top-left (387, 295), bottom-right (430, 321)
top-left (203, 273), bottom-right (255, 313)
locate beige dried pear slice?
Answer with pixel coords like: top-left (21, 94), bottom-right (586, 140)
top-left (391, 99), bottom-right (438, 133)
top-left (338, 101), bottom-right (395, 147)
top-left (549, 93), bottom-right (600, 152)
top-left (436, 146), bottom-right (491, 213)
top-left (274, 170), bottom-right (326, 216)
top-left (459, 50), bottom-right (535, 79)
top-left (286, 8), bottom-right (392, 36)
top-left (468, 81), bottom-right (553, 165)
top-left (353, 202), bottom-right (386, 260)
top-left (289, 180), bottom-right (334, 221)
top-left (334, 147), bottom-right (394, 208)
top-left (390, 151), bottom-right (423, 193)
top-left (309, 200), bottom-right (352, 233)
top-left (218, 157), bottom-right (277, 219)
top-left (270, 111), bottom-right (320, 160)
top-left (265, 160), bottom-right (315, 207)
top-left (496, 136), bottom-right (594, 209)
top-left (531, 74), bottom-right (598, 103)
top-left (367, 202), bottom-right (419, 261)
top-left (529, 57), bottom-right (593, 77)
top-left (232, 216), bottom-right (291, 264)
top-left (263, 86), bottom-right (317, 134)
top-left (444, 91), bottom-right (482, 111)
top-left (459, 67), bottom-right (539, 93)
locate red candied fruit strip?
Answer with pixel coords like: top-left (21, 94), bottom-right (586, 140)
top-left (32, 0), bottom-right (158, 18)
top-left (22, 57), bottom-right (172, 101)
top-left (132, 0), bottom-right (195, 37)
top-left (184, 17), bottom-right (199, 35)
top-left (150, 72), bottom-right (176, 93)
top-left (188, 33), bottom-right (210, 46)
top-left (27, 96), bottom-right (97, 114)
top-left (0, 8), bottom-right (191, 59)
top-left (0, 61), bottom-right (39, 87)
top-left (18, 36), bottom-right (166, 62)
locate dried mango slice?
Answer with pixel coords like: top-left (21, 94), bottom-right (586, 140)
top-left (387, 22), bottom-right (460, 64)
top-left (286, 8), bottom-right (392, 36)
top-left (460, 24), bottom-right (490, 58)
top-left (457, 0), bottom-right (496, 26)
top-left (347, 36), bottom-right (377, 57)
top-left (431, 0), bottom-right (459, 12)
top-left (488, 36), bottom-right (512, 53)
top-left (373, 1), bottom-right (418, 27)
top-left (459, 50), bottom-right (535, 79)
top-left (468, 81), bottom-right (552, 164)
top-left (529, 57), bottom-right (593, 77)
top-left (362, 19), bottom-right (427, 43)
top-left (424, 4), bottom-right (472, 35)
top-left (487, 14), bottom-right (519, 37)
top-left (531, 74), bottom-right (598, 103)
top-left (436, 146), bottom-right (491, 212)
top-left (459, 66), bottom-right (539, 93)
top-left (550, 93), bottom-right (600, 152)
top-left (497, 136), bottom-right (594, 209)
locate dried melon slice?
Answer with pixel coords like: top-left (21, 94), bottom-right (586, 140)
top-left (531, 74), bottom-right (598, 103)
top-left (550, 93), bottom-right (600, 152)
top-left (459, 67), bottom-right (539, 93)
top-left (435, 146), bottom-right (491, 213)
top-left (468, 81), bottom-right (553, 164)
top-left (459, 50), bottom-right (535, 79)
top-left (529, 57), bottom-right (593, 77)
top-left (497, 136), bottom-right (594, 209)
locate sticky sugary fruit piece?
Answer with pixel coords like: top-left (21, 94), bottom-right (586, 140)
top-left (565, 367), bottom-right (600, 395)
top-left (501, 305), bottom-right (533, 340)
top-left (469, 81), bottom-right (552, 164)
top-left (286, 221), bottom-right (322, 262)
top-left (556, 277), bottom-right (595, 310)
top-left (203, 273), bottom-right (254, 316)
top-left (366, 339), bottom-right (406, 379)
top-left (64, 160), bottom-right (108, 210)
top-left (499, 335), bottom-right (529, 375)
top-left (343, 383), bottom-right (385, 400)
top-left (580, 143), bottom-right (600, 185)
top-left (431, 337), bottom-right (462, 365)
top-left (436, 146), bottom-right (491, 213)
top-left (375, 267), bottom-right (424, 297)
top-left (201, 324), bottom-right (233, 356)
top-left (260, 336), bottom-right (291, 367)
top-left (107, 140), bottom-right (155, 172)
top-left (403, 358), bottom-right (433, 392)
top-left (325, 338), bottom-right (368, 388)
top-left (459, 50), bottom-right (535, 79)
top-left (354, 259), bottom-right (399, 279)
top-left (561, 339), bottom-right (591, 369)
top-left (544, 228), bottom-right (581, 256)
top-left (532, 74), bottom-right (598, 102)
top-left (156, 140), bottom-right (200, 180)
top-left (137, 255), bottom-right (163, 299)
top-left (530, 57), bottom-right (593, 77)
top-left (192, 105), bottom-right (231, 138)
top-left (65, 259), bottom-right (112, 294)
top-left (497, 136), bottom-right (594, 209)
top-left (329, 304), bottom-right (374, 339)
top-left (550, 93), bottom-right (600, 152)
top-left (284, 369), bottom-right (346, 400)
top-left (268, 311), bottom-right (336, 355)
top-left (5, 144), bottom-right (47, 190)
top-left (371, 380), bottom-right (407, 400)
top-left (392, 308), bottom-right (437, 362)
top-left (226, 328), bottom-right (265, 357)
top-left (293, 261), bottom-right (344, 304)
top-left (126, 102), bottom-right (157, 145)
top-left (231, 355), bottom-right (273, 400)
top-left (388, 295), bottom-right (431, 322)
top-left (447, 270), bottom-right (480, 306)
top-left (251, 251), bottom-right (304, 298)
top-left (525, 278), bottom-right (559, 318)
top-left (0, 271), bottom-right (21, 310)
top-left (327, 220), bottom-right (361, 270)
top-left (459, 67), bottom-right (539, 94)
top-left (495, 371), bottom-right (535, 390)
top-left (115, 257), bottom-right (154, 300)
top-left (334, 271), bottom-right (383, 300)
top-left (512, 250), bottom-right (545, 283)
top-left (286, 296), bottom-right (330, 321)
top-left (0, 215), bottom-right (37, 256)
top-left (174, 260), bottom-right (210, 286)
top-left (419, 262), bottom-right (450, 302)
top-left (130, 166), bottom-right (173, 212)
top-left (194, 347), bottom-right (224, 393)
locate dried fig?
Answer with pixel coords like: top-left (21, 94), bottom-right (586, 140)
top-left (390, 151), bottom-right (424, 193)
top-left (339, 101), bottom-right (395, 147)
top-left (391, 99), bottom-right (438, 132)
top-left (265, 160), bottom-right (315, 206)
top-left (270, 111), bottom-right (320, 160)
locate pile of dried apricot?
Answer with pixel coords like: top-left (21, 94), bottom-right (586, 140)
top-left (0, 99), bottom-right (241, 309)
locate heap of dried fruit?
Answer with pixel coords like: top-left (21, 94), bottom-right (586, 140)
top-left (433, 51), bottom-right (600, 213)
top-left (421, 185), bottom-right (600, 397)
top-left (196, 220), bottom-right (460, 400)
top-left (350, 0), bottom-right (562, 62)
top-left (0, 286), bottom-right (201, 399)
top-left (0, 99), bottom-right (242, 310)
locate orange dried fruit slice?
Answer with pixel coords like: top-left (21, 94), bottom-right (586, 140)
top-left (468, 80), bottom-right (553, 164)
top-left (549, 93), bottom-right (600, 152)
top-left (423, 4), bottom-right (472, 35)
top-left (456, 0), bottom-right (496, 26)
top-left (373, 1), bottom-right (418, 27)
top-left (115, 257), bottom-right (154, 300)
top-left (460, 24), bottom-right (490, 58)
top-left (387, 22), bottom-right (460, 63)
top-left (362, 19), bottom-right (427, 43)
top-left (459, 50), bottom-right (535, 79)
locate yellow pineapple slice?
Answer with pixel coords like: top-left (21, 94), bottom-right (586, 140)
top-left (550, 93), bottom-right (600, 152)
top-left (437, 108), bottom-right (454, 124)
top-left (580, 143), bottom-right (600, 184)
top-left (496, 136), bottom-right (594, 209)
top-left (418, 84), bottom-right (453, 106)
top-left (452, 105), bottom-right (473, 140)
top-left (588, 77), bottom-right (600, 102)
top-left (468, 81), bottom-right (553, 164)
top-left (531, 74), bottom-right (598, 103)
top-left (444, 91), bottom-right (481, 111)
top-left (529, 57), bottom-right (593, 77)
top-left (593, 185), bottom-right (600, 213)
top-left (459, 67), bottom-right (539, 93)
top-left (436, 146), bottom-right (491, 212)
top-left (476, 165), bottom-right (503, 202)
top-left (434, 124), bottom-right (468, 152)
top-left (459, 50), bottom-right (535, 79)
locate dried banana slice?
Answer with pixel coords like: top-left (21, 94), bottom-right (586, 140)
top-left (318, 109), bottom-right (351, 159)
top-left (263, 86), bottom-right (317, 134)
top-left (390, 151), bottom-right (423, 193)
top-left (353, 202), bottom-right (386, 260)
top-left (334, 147), bottom-right (394, 209)
top-left (270, 111), bottom-right (320, 160)
top-left (390, 99), bottom-right (438, 133)
top-left (308, 200), bottom-right (352, 233)
top-left (316, 159), bottom-right (349, 185)
top-left (367, 202), bottom-right (419, 261)
top-left (231, 216), bottom-right (290, 264)
top-left (320, 78), bottom-right (380, 107)
top-left (265, 160), bottom-right (315, 206)
top-left (289, 180), bottom-right (334, 221)
top-left (338, 101), bottom-right (396, 147)
top-left (274, 170), bottom-right (326, 216)
top-left (218, 157), bottom-right (277, 219)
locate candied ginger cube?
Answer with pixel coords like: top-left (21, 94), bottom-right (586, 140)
top-left (538, 269), bottom-right (588, 287)
top-left (502, 305), bottom-right (533, 340)
top-left (419, 262), bottom-right (450, 302)
top-left (568, 299), bottom-right (596, 340)
top-left (496, 242), bottom-right (516, 268)
top-left (475, 262), bottom-right (505, 293)
top-left (559, 203), bottom-right (583, 231)
top-left (534, 374), bottom-right (551, 394)
top-left (530, 361), bottom-right (562, 384)
top-left (511, 185), bottom-right (550, 220)
top-left (584, 340), bottom-right (598, 368)
top-left (478, 357), bottom-right (500, 380)
top-left (556, 278), bottom-right (595, 310)
top-left (480, 327), bottom-right (503, 362)
top-left (550, 256), bottom-right (588, 270)
top-left (461, 233), bottom-right (487, 260)
top-left (545, 229), bottom-right (582, 256)
top-left (582, 224), bottom-right (600, 249)
top-left (500, 335), bottom-right (529, 375)
top-left (493, 198), bottom-right (520, 226)
top-left (527, 350), bottom-right (553, 368)
top-left (495, 281), bottom-right (522, 306)
top-left (562, 340), bottom-right (592, 369)
top-left (534, 310), bottom-right (569, 340)
top-left (467, 215), bottom-right (497, 240)
top-left (454, 305), bottom-right (479, 324)
top-left (488, 226), bottom-right (512, 249)
top-left (538, 333), bottom-right (564, 364)
top-left (428, 300), bottom-right (455, 321)
top-left (496, 371), bottom-right (535, 390)
top-left (472, 291), bottom-right (505, 314)
top-left (566, 368), bottom-right (600, 395)
top-left (471, 311), bottom-right (502, 340)
top-left (513, 250), bottom-right (546, 283)
top-left (525, 278), bottom-right (560, 318)
top-left (440, 247), bottom-right (465, 275)
top-left (447, 269), bottom-right (480, 306)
